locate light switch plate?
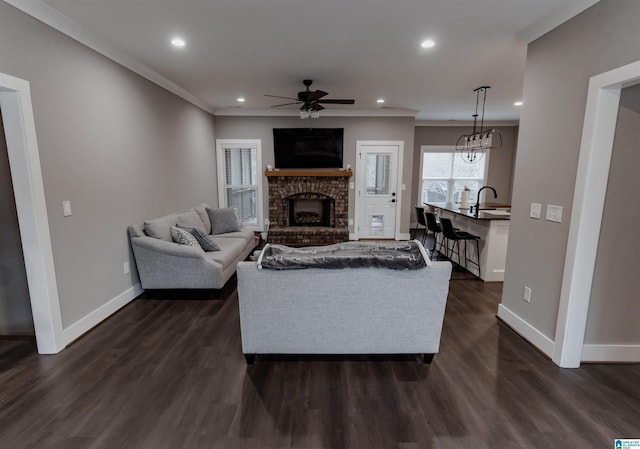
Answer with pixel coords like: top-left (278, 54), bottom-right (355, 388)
top-left (546, 205), bottom-right (563, 223)
top-left (63, 200), bottom-right (72, 217)
top-left (530, 203), bottom-right (541, 219)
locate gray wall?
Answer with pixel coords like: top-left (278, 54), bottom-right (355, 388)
top-left (213, 115), bottom-right (416, 234)
top-left (585, 85), bottom-right (640, 344)
top-left (0, 2), bottom-right (217, 328)
top-left (0, 110), bottom-right (34, 335)
top-left (411, 125), bottom-right (518, 223)
top-left (501, 0), bottom-right (640, 339)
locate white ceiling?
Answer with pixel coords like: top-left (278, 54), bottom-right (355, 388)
top-left (9, 0), bottom-right (599, 121)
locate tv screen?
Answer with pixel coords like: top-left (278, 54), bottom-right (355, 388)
top-left (273, 128), bottom-right (343, 169)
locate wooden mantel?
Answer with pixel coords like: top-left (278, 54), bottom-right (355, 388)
top-left (265, 169), bottom-right (352, 177)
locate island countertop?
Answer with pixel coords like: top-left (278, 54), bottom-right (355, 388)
top-left (424, 202), bottom-right (511, 220)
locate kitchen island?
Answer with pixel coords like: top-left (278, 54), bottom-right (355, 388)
top-left (423, 202), bottom-right (510, 282)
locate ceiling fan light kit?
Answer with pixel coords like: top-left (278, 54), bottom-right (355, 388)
top-left (266, 80), bottom-right (355, 119)
top-left (455, 86), bottom-right (502, 163)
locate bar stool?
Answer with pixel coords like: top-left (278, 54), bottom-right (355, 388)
top-left (413, 206), bottom-right (428, 244)
top-left (440, 217), bottom-right (481, 278)
top-left (424, 211), bottom-right (443, 256)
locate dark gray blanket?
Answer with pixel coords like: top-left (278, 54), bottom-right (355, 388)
top-left (257, 241), bottom-right (429, 270)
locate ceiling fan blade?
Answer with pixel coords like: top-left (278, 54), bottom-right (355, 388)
top-left (308, 90), bottom-right (328, 101)
top-left (271, 101), bottom-right (302, 108)
top-left (317, 99), bottom-right (355, 105)
top-left (309, 103), bottom-right (325, 111)
top-left (265, 94), bottom-right (299, 101)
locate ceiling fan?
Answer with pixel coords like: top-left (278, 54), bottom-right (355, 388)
top-left (265, 80), bottom-right (355, 112)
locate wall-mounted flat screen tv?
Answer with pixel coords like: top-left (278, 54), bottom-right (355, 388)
top-left (273, 128), bottom-right (343, 168)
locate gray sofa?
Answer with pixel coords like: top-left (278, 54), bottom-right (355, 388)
top-left (128, 203), bottom-right (257, 290)
top-left (236, 258), bottom-right (452, 363)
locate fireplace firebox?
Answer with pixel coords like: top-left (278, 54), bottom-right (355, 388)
top-left (289, 198), bottom-right (331, 227)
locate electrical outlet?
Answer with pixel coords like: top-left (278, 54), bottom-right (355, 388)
top-left (523, 286), bottom-right (531, 303)
top-left (349, 182), bottom-right (355, 189)
top-left (546, 205), bottom-right (563, 223)
top-left (530, 203), bottom-right (541, 219)
top-left (123, 261), bottom-right (130, 275)
top-left (349, 219), bottom-right (354, 226)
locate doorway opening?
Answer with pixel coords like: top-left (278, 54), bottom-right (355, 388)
top-left (0, 72), bottom-right (63, 354)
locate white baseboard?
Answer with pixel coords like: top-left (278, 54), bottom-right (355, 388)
top-left (61, 283), bottom-right (143, 347)
top-left (581, 344), bottom-right (640, 362)
top-left (497, 304), bottom-right (555, 357)
top-left (398, 232), bottom-right (411, 240)
top-left (349, 233), bottom-right (356, 240)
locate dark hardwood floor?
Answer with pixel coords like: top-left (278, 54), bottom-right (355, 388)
top-left (1, 275), bottom-right (638, 449)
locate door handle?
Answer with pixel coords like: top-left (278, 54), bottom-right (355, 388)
top-left (391, 199), bottom-right (396, 203)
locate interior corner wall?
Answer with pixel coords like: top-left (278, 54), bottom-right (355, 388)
top-left (411, 126), bottom-right (518, 221)
top-left (0, 2), bottom-right (217, 329)
top-left (584, 84), bottom-right (640, 344)
top-left (213, 115), bottom-right (415, 235)
top-left (0, 109), bottom-right (34, 335)
top-left (501, 0), bottom-right (640, 340)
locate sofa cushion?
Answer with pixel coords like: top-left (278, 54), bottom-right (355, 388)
top-left (177, 210), bottom-right (206, 234)
top-left (170, 226), bottom-right (200, 248)
top-left (177, 225), bottom-right (220, 252)
top-left (194, 203), bottom-right (212, 234)
top-left (144, 213), bottom-right (178, 241)
top-left (207, 207), bottom-right (241, 235)
top-left (204, 237), bottom-right (246, 268)
top-left (211, 228), bottom-right (255, 244)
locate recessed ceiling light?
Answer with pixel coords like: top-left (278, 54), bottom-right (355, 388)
top-left (171, 37), bottom-right (186, 48)
top-left (420, 39), bottom-right (435, 48)
top-left (237, 97), bottom-right (246, 103)
top-left (377, 99), bottom-right (385, 104)
top-left (514, 101), bottom-right (523, 106)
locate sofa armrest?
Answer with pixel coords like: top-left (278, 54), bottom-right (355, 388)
top-left (130, 236), bottom-right (224, 289)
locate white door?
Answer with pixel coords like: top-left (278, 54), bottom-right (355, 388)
top-left (356, 142), bottom-right (401, 239)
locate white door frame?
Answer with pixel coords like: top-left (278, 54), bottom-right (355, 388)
top-left (553, 60), bottom-right (640, 367)
top-left (0, 72), bottom-right (64, 353)
top-left (353, 140), bottom-right (404, 240)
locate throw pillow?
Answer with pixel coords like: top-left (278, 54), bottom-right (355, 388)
top-left (194, 203), bottom-right (212, 234)
top-left (207, 207), bottom-right (241, 235)
top-left (170, 226), bottom-right (200, 248)
top-left (177, 225), bottom-right (220, 252)
top-left (176, 209), bottom-right (206, 234)
top-left (144, 213), bottom-right (178, 241)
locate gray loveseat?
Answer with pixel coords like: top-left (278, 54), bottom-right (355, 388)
top-left (128, 203), bottom-right (257, 290)
top-left (236, 255), bottom-right (452, 363)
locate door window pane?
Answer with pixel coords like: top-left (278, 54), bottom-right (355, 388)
top-left (370, 214), bottom-right (384, 235)
top-left (366, 154), bottom-right (391, 195)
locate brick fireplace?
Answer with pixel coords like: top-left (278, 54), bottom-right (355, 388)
top-left (266, 170), bottom-right (351, 246)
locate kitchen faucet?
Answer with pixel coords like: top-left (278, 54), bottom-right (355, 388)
top-left (473, 186), bottom-right (497, 217)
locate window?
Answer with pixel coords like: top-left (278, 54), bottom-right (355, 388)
top-left (216, 140), bottom-right (263, 231)
top-left (420, 146), bottom-right (487, 204)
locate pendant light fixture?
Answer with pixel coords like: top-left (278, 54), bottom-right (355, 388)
top-left (455, 86), bottom-right (502, 163)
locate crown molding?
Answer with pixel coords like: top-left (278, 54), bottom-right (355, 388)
top-left (214, 108), bottom-right (418, 118)
top-left (3, 0), bottom-right (214, 114)
top-left (517, 0), bottom-right (600, 43)
top-left (414, 119), bottom-right (519, 127)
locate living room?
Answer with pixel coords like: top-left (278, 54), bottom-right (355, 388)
top-left (1, 0), bottom-right (639, 447)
